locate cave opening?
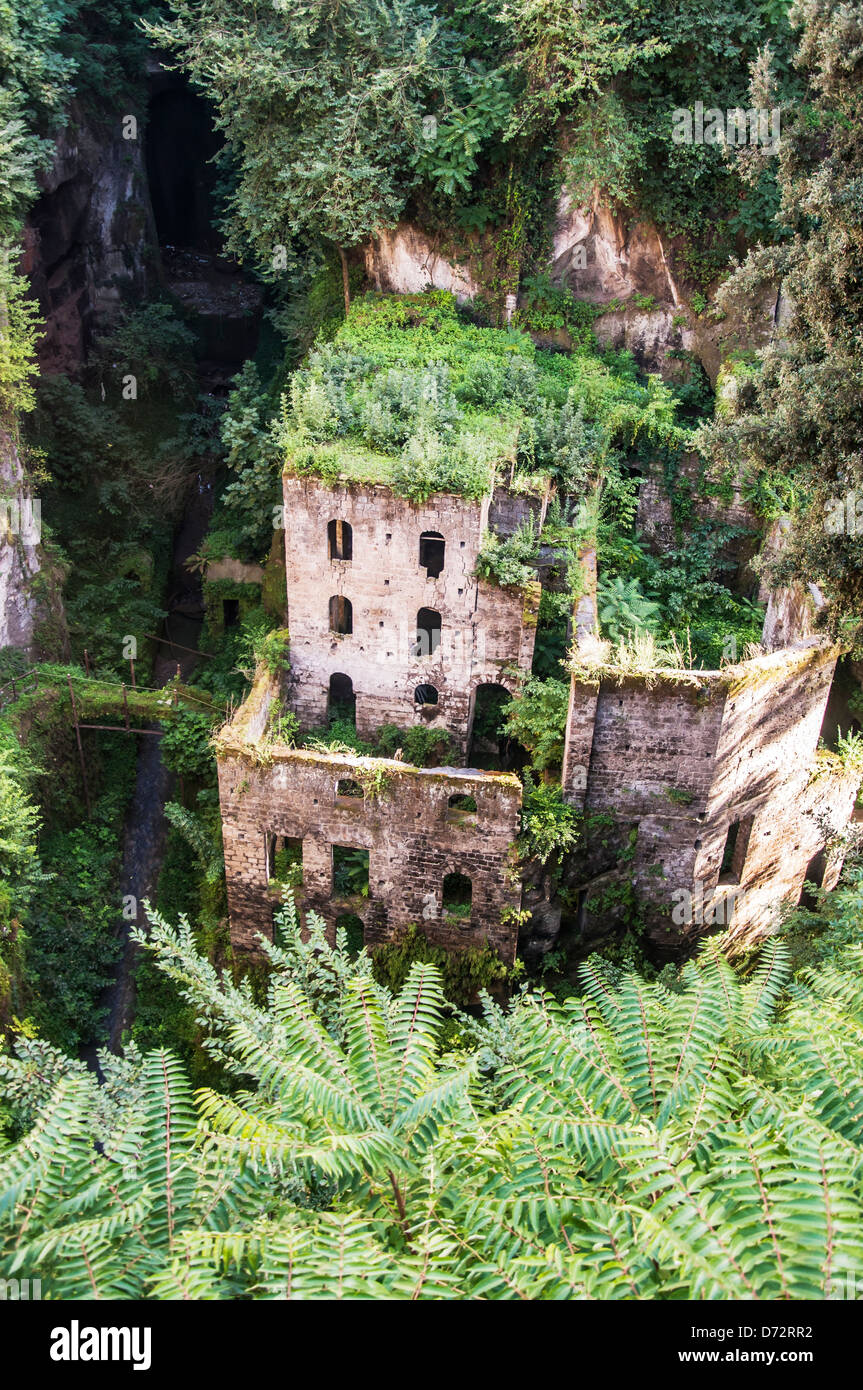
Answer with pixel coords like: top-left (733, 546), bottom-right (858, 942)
top-left (146, 82), bottom-right (223, 251)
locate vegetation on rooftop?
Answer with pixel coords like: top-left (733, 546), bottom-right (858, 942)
top-left (278, 291), bottom-right (686, 504)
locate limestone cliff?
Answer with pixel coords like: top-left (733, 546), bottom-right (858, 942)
top-left (22, 100), bottom-right (158, 377)
top-left (0, 428), bottom-right (45, 656)
top-left (364, 190), bottom-right (785, 385)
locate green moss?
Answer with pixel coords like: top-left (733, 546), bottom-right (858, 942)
top-left (261, 531), bottom-right (287, 619)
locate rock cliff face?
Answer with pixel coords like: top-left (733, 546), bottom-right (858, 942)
top-left (22, 101), bottom-right (158, 377)
top-left (364, 224), bottom-right (480, 302)
top-left (8, 97), bottom-right (158, 654)
top-left (550, 191), bottom-right (682, 306)
top-left (364, 190), bottom-right (785, 385)
top-left (0, 429), bottom-right (47, 657)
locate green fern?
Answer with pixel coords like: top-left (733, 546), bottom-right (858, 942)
top-left (3, 903), bottom-right (863, 1299)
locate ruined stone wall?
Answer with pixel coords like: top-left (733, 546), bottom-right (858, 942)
top-left (698, 645), bottom-right (858, 947)
top-left (282, 475), bottom-right (539, 749)
top-left (635, 453), bottom-right (760, 594)
top-left (562, 642), bottom-right (861, 952)
top-left (571, 673), bottom-right (727, 927)
top-left (217, 739), bottom-right (522, 962)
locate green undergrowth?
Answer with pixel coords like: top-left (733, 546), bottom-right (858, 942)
top-left (279, 291), bottom-right (687, 504)
top-left (0, 703), bottom-right (137, 1051)
top-left (370, 923), bottom-right (521, 1009)
top-left (301, 718), bottom-right (460, 769)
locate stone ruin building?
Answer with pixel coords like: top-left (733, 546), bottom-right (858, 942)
top-left (216, 470), bottom-right (540, 957)
top-left (280, 474), bottom-right (541, 751)
top-left (560, 639), bottom-right (860, 957)
top-left (216, 463), bottom-right (861, 966)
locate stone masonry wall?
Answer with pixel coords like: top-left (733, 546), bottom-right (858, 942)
top-left (563, 642), bottom-right (861, 952)
top-left (218, 740), bottom-right (523, 962)
top-left (282, 475), bottom-right (540, 750)
top-left (698, 644), bottom-right (858, 948)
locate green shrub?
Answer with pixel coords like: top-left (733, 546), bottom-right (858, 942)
top-left (161, 711), bottom-right (219, 781)
top-left (504, 676), bottom-right (569, 773)
top-left (371, 923), bottom-right (510, 1007)
top-left (518, 776), bottom-right (581, 864)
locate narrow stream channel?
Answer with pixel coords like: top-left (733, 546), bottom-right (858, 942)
top-left (82, 474), bottom-right (214, 1068)
top-left (80, 244), bottom-right (262, 1064)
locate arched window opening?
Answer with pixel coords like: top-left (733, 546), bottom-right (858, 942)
top-left (442, 872), bottom-right (472, 920)
top-left (448, 794), bottom-right (477, 814)
top-left (468, 682), bottom-right (517, 770)
top-left (328, 672), bottom-right (356, 728)
top-left (414, 607), bottom-right (441, 658)
top-left (336, 778), bottom-right (363, 800)
top-left (328, 519), bottom-right (353, 562)
top-left (414, 683), bottom-right (438, 706)
top-left (329, 595), bottom-right (353, 635)
top-left (419, 531), bottom-right (445, 579)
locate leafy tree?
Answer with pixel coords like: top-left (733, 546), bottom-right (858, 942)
top-left (146, 0), bottom-right (456, 309)
top-left (503, 674), bottom-right (570, 772)
top-left (217, 361), bottom-right (283, 561)
top-left (502, 0), bottom-right (662, 136)
top-left (597, 573), bottom-right (662, 643)
top-left (700, 0), bottom-right (863, 650)
top-left (518, 775), bottom-right (581, 863)
top-left (0, 248), bottom-right (42, 415)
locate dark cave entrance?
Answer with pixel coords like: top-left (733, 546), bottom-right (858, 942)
top-left (146, 83), bottom-right (223, 251)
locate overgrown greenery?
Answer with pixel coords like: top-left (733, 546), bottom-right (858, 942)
top-left (147, 0), bottom-right (800, 301)
top-left (277, 290), bottom-right (684, 509)
top-left (5, 894), bottom-right (863, 1297)
top-left (27, 301), bottom-right (211, 674)
top-left (303, 716), bottom-right (458, 770)
top-left (700, 0), bottom-right (863, 653)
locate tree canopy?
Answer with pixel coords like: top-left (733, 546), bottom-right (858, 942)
top-left (700, 0), bottom-right (863, 649)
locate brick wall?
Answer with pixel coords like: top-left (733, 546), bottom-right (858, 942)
top-left (698, 644), bottom-right (858, 947)
top-left (217, 730), bottom-right (523, 961)
top-left (281, 475), bottom-right (539, 750)
top-left (635, 451), bottom-right (760, 593)
top-left (562, 642), bottom-right (861, 951)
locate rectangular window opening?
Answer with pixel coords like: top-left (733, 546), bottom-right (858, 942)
top-left (442, 871), bottom-right (473, 920)
top-left (718, 815), bottom-right (754, 886)
top-left (333, 844), bottom-right (369, 899)
top-left (267, 834), bottom-right (303, 888)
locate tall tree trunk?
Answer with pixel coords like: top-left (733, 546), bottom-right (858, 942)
top-left (338, 246), bottom-right (350, 317)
